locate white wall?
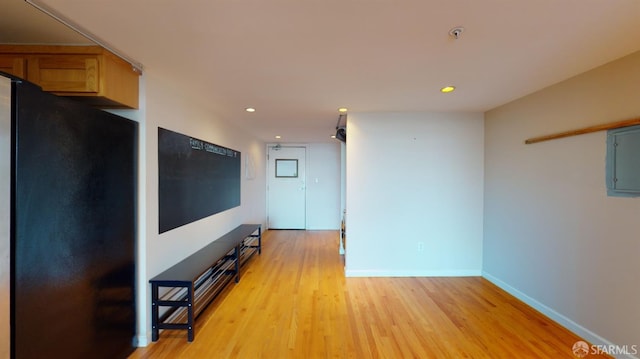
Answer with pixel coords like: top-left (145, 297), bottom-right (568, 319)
top-left (483, 50), bottom-right (640, 352)
top-left (306, 142), bottom-right (341, 230)
top-left (137, 72), bottom-right (267, 345)
top-left (0, 76), bottom-right (11, 359)
top-left (106, 79), bottom-right (148, 348)
top-left (345, 112), bottom-right (484, 276)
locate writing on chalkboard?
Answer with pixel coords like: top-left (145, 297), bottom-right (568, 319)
top-left (189, 138), bottom-right (203, 150)
top-left (159, 127), bottom-right (241, 233)
top-left (190, 137), bottom-right (239, 157)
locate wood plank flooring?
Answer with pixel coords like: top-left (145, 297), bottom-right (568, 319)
top-left (129, 230), bottom-right (607, 358)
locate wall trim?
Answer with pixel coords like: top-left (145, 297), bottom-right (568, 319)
top-left (134, 334), bottom-right (149, 348)
top-left (482, 271), bottom-right (638, 359)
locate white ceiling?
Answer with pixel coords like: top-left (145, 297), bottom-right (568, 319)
top-left (4, 0), bottom-right (640, 143)
top-left (1, 1), bottom-right (91, 44)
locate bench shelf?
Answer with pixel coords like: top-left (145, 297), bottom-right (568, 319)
top-left (149, 224), bottom-right (261, 342)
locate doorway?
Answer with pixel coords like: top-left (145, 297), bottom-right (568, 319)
top-left (267, 145), bottom-right (306, 229)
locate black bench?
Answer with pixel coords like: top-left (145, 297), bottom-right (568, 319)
top-left (149, 224), bottom-right (261, 342)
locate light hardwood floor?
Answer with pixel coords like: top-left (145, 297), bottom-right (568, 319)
top-left (130, 230), bottom-right (607, 358)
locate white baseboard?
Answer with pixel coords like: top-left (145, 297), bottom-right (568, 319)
top-left (134, 334), bottom-right (149, 348)
top-left (482, 271), bottom-right (638, 359)
top-left (345, 269), bottom-right (481, 277)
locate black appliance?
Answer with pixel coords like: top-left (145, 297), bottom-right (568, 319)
top-left (1, 72), bottom-right (137, 359)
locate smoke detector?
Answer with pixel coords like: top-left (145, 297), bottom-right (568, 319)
top-left (449, 26), bottom-right (464, 39)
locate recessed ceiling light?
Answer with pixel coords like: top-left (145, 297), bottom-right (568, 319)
top-left (245, 107), bottom-right (256, 112)
top-left (440, 86), bottom-right (456, 93)
top-left (331, 135), bottom-right (336, 139)
top-left (338, 107), bottom-right (348, 113)
top-left (275, 135), bottom-right (281, 139)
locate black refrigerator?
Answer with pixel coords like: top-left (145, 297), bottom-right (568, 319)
top-left (1, 72), bottom-right (137, 359)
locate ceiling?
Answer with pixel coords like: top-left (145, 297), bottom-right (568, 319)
top-left (3, 0), bottom-right (640, 143)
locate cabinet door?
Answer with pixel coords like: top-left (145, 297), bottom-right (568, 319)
top-left (0, 56), bottom-right (26, 78)
top-left (28, 55), bottom-right (99, 93)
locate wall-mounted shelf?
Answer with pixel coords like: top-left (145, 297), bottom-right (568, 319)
top-left (524, 117), bottom-right (640, 144)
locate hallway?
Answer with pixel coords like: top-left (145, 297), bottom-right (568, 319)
top-left (130, 230), bottom-right (600, 358)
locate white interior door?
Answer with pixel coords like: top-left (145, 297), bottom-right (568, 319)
top-left (267, 146), bottom-right (306, 229)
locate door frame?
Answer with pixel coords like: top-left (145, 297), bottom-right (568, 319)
top-left (266, 143), bottom-right (308, 230)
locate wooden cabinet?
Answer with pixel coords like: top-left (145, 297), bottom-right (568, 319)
top-left (0, 45), bottom-right (140, 109)
top-left (0, 55), bottom-right (26, 78)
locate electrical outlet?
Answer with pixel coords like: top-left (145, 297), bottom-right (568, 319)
top-left (417, 242), bottom-right (425, 252)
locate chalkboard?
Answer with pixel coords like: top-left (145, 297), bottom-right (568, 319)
top-left (158, 128), bottom-right (241, 233)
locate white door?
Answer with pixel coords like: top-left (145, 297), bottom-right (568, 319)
top-left (267, 146), bottom-right (306, 229)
